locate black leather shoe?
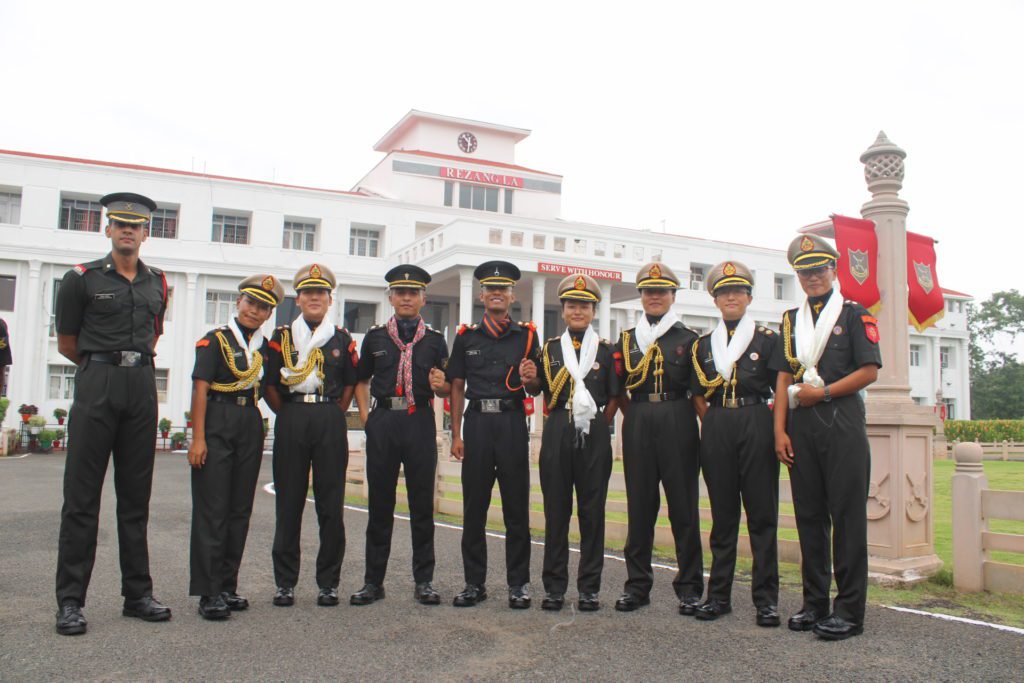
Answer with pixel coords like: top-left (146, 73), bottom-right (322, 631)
top-left (678, 595), bottom-right (702, 616)
top-left (614, 593), bottom-right (650, 612)
top-left (694, 598), bottom-right (731, 621)
top-left (122, 595), bottom-right (172, 622)
top-left (577, 593), bottom-right (600, 612)
top-left (221, 592), bottom-right (249, 611)
top-left (273, 586), bottom-right (294, 607)
top-left (756, 605), bottom-right (781, 627)
top-left (318, 587), bottom-right (341, 606)
top-left (453, 584), bottom-right (487, 607)
top-left (541, 593), bottom-right (564, 611)
top-left (414, 582), bottom-right (440, 605)
top-left (813, 614), bottom-right (864, 641)
top-left (348, 584), bottom-right (382, 606)
top-left (508, 585), bottom-right (531, 609)
top-left (55, 600), bottom-right (87, 636)
top-left (788, 608), bottom-right (822, 631)
top-left (198, 595), bottom-right (231, 620)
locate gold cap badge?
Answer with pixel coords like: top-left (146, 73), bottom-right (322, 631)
top-left (310, 264), bottom-right (322, 279)
top-left (724, 262), bottom-right (736, 276)
top-left (574, 275), bottom-right (586, 290)
top-left (262, 276), bottom-right (275, 291)
top-left (800, 236), bottom-right (814, 252)
top-left (650, 264), bottom-right (662, 279)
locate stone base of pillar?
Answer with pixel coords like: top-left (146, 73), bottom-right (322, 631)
top-left (868, 553), bottom-right (944, 586)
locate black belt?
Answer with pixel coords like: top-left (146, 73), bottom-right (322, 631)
top-left (88, 351), bottom-right (153, 367)
top-left (208, 393), bottom-right (258, 408)
top-left (467, 398), bottom-right (523, 413)
top-left (630, 392), bottom-right (682, 403)
top-left (708, 396), bottom-right (769, 409)
top-left (283, 393), bottom-right (337, 404)
top-left (377, 396), bottom-right (410, 411)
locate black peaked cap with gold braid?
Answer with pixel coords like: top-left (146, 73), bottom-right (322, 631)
top-left (787, 234), bottom-right (839, 271)
top-left (239, 273), bottom-right (285, 307)
top-left (293, 262), bottom-right (337, 292)
top-left (100, 192), bottom-right (157, 225)
top-left (385, 264), bottom-right (431, 290)
top-left (557, 273), bottom-right (601, 302)
top-left (635, 261), bottom-right (680, 289)
top-left (706, 260), bottom-right (754, 295)
top-left (474, 260), bottom-right (520, 287)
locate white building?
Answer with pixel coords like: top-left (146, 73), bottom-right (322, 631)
top-left (0, 110), bottom-right (972, 430)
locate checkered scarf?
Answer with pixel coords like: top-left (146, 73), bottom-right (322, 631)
top-left (386, 316), bottom-right (425, 414)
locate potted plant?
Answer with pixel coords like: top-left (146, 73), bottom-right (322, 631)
top-left (170, 431), bottom-right (187, 450)
top-left (159, 418), bottom-right (172, 438)
top-left (38, 428), bottom-right (56, 452)
top-left (18, 404), bottom-right (38, 424)
top-left (184, 411), bottom-right (192, 428)
top-left (28, 415), bottom-right (46, 434)
top-left (53, 407), bottom-right (68, 425)
top-left (0, 397), bottom-right (9, 426)
top-left (53, 428), bottom-right (65, 449)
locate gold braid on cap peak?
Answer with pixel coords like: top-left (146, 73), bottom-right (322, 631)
top-left (621, 331), bottom-right (665, 392)
top-left (209, 332), bottom-right (263, 396)
top-left (781, 312), bottom-right (806, 381)
top-left (691, 340), bottom-right (724, 398)
top-left (278, 329), bottom-right (325, 387)
top-left (543, 342), bottom-right (575, 410)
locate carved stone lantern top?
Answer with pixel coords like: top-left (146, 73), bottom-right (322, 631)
top-left (860, 130), bottom-right (906, 196)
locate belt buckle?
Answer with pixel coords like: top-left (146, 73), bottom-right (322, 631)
top-left (120, 351), bottom-right (141, 367)
top-left (649, 393), bottom-right (662, 403)
top-left (724, 398), bottom-right (739, 409)
top-left (236, 397), bottom-right (248, 407)
top-left (302, 394), bottom-right (318, 404)
top-left (389, 397), bottom-right (408, 411)
top-left (480, 399), bottom-right (501, 413)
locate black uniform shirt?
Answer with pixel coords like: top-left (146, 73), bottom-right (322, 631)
top-left (0, 318), bottom-right (11, 366)
top-left (614, 320), bottom-right (699, 396)
top-left (445, 320), bottom-right (542, 401)
top-left (690, 325), bottom-right (778, 401)
top-left (768, 293), bottom-right (883, 384)
top-left (539, 332), bottom-right (621, 409)
top-left (55, 253), bottom-right (167, 355)
top-left (192, 320), bottom-right (269, 402)
top-left (357, 319), bottom-right (449, 405)
top-left (265, 320), bottom-right (358, 398)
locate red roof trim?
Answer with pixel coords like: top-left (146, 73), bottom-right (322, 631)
top-left (393, 149), bottom-right (561, 178)
top-left (0, 148), bottom-right (366, 196)
top-left (941, 287), bottom-right (972, 298)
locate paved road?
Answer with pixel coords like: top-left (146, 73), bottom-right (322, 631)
top-left (0, 453), bottom-right (1020, 681)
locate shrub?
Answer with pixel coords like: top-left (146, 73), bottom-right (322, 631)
top-left (158, 418), bottom-right (172, 433)
top-left (28, 415), bottom-right (46, 428)
top-left (53, 408), bottom-right (68, 419)
top-left (944, 420), bottom-right (1024, 443)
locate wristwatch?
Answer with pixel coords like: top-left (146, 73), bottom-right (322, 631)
top-left (823, 385), bottom-right (832, 402)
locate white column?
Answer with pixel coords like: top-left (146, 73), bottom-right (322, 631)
top-left (17, 261), bottom-right (43, 409)
top-left (458, 268), bottom-right (474, 326)
top-left (598, 282), bottom-right (612, 340)
top-left (931, 335), bottom-right (942, 405)
top-left (959, 339), bottom-right (971, 419)
top-left (179, 271), bottom-right (199, 426)
top-left (531, 276), bottom-right (546, 341)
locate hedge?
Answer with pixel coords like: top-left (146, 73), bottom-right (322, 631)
top-left (945, 420), bottom-right (1024, 443)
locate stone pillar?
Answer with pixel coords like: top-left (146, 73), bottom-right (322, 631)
top-left (859, 132), bottom-right (943, 581)
top-left (598, 282), bottom-right (612, 340)
top-left (951, 442), bottom-right (986, 591)
top-left (458, 267), bottom-right (474, 327)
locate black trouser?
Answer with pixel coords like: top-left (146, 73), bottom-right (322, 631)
top-left (189, 400), bottom-right (264, 597)
top-left (539, 409), bottom-right (612, 596)
top-left (788, 394), bottom-right (870, 625)
top-left (461, 409), bottom-right (531, 587)
top-left (271, 401), bottom-right (349, 589)
top-left (621, 398), bottom-right (703, 599)
top-left (700, 402), bottom-right (779, 608)
top-left (55, 361), bottom-right (157, 607)
top-left (363, 403), bottom-right (437, 586)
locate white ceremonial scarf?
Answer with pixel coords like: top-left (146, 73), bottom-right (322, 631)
top-left (560, 326), bottom-right (601, 435)
top-left (710, 313), bottom-right (755, 383)
top-left (788, 281), bottom-right (844, 406)
top-left (634, 311), bottom-right (680, 354)
top-left (282, 313), bottom-right (335, 394)
top-left (227, 317), bottom-right (265, 387)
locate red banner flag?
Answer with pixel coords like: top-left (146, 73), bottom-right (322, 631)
top-left (832, 214), bottom-right (881, 313)
top-left (906, 231), bottom-right (944, 332)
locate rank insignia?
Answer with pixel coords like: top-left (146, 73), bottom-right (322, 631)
top-left (310, 263), bottom-right (322, 279)
top-left (800, 236), bottom-right (814, 252)
top-left (262, 276), bottom-right (275, 290)
top-left (574, 275), bottom-right (586, 290)
top-left (650, 264), bottom-right (662, 279)
top-left (723, 262), bottom-right (736, 276)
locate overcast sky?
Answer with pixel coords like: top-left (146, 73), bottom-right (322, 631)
top-left (1, 0), bottom-right (1020, 304)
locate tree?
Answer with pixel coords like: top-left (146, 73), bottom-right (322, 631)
top-left (969, 289), bottom-right (1024, 419)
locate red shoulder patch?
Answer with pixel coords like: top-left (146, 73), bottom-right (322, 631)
top-left (268, 340), bottom-right (282, 352)
top-left (348, 340), bottom-right (359, 366)
top-left (195, 338), bottom-right (210, 348)
top-left (457, 324), bottom-right (469, 336)
top-left (862, 315), bottom-right (880, 343)
top-left (73, 264), bottom-right (86, 275)
top-left (612, 351), bottom-right (624, 377)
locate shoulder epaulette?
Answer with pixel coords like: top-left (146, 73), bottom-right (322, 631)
top-left (457, 323), bottom-right (477, 336)
top-left (546, 335), bottom-right (560, 344)
top-left (757, 326), bottom-right (775, 336)
top-left (425, 325), bottom-right (443, 335)
top-left (600, 338), bottom-right (612, 346)
top-left (149, 265), bottom-right (164, 275)
top-left (72, 259), bottom-right (103, 276)
top-left (336, 326), bottom-right (351, 335)
top-left (518, 320), bottom-right (536, 330)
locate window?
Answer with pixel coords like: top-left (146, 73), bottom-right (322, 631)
top-left (155, 369), bottom-right (169, 403)
top-left (946, 299), bottom-right (954, 313)
top-left (943, 399), bottom-right (956, 420)
top-left (149, 207), bottom-right (178, 239)
top-left (443, 181), bottom-right (454, 207)
top-left (957, 301), bottom-right (964, 313)
top-left (283, 220), bottom-right (318, 251)
top-left (350, 224), bottom-right (382, 257)
top-left (489, 228), bottom-right (503, 245)
top-left (613, 243), bottom-right (625, 258)
top-left (458, 184), bottom-right (500, 212)
top-left (59, 198), bottom-right (102, 232)
top-left (48, 365), bottom-right (77, 400)
top-left (344, 302), bottom-right (377, 334)
top-left (634, 246), bottom-right (644, 260)
top-left (595, 241), bottom-right (606, 257)
top-left (909, 344), bottom-right (922, 367)
top-left (212, 213), bottom-right (250, 244)
top-left (573, 238), bottom-right (587, 254)
top-left (504, 189), bottom-right (514, 214)
top-left (0, 191), bottom-right (21, 224)
top-left (533, 234), bottom-right (546, 249)
top-left (510, 231), bottom-right (524, 247)
top-left (775, 275), bottom-right (785, 300)
top-left (651, 248), bottom-right (663, 262)
top-left (553, 237), bottom-right (566, 252)
top-left (940, 346), bottom-right (952, 369)
top-left (0, 276), bottom-right (14, 311)
top-left (49, 278), bottom-right (61, 336)
top-left (205, 290), bottom-right (237, 325)
top-left (690, 265), bottom-right (706, 290)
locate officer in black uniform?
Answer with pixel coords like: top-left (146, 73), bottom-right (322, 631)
top-left (446, 260), bottom-right (542, 609)
top-left (187, 273), bottom-right (284, 619)
top-left (350, 265), bottom-right (450, 607)
top-left (770, 234), bottom-right (881, 641)
top-left (537, 274), bottom-right (621, 612)
top-left (614, 262), bottom-right (704, 614)
top-left (264, 263), bottom-right (358, 608)
top-left (0, 317), bottom-right (11, 393)
top-left (53, 192), bottom-right (171, 636)
top-left (690, 261), bottom-right (780, 626)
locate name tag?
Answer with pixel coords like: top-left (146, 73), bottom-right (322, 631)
top-left (467, 349), bottom-right (481, 356)
top-left (549, 360), bottom-right (561, 368)
top-left (93, 292), bottom-right (116, 300)
top-left (372, 350), bottom-right (387, 357)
